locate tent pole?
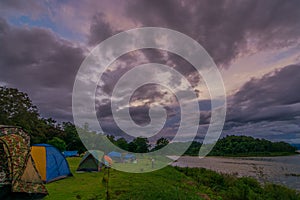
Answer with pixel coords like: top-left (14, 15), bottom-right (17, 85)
top-left (106, 167), bottom-right (110, 200)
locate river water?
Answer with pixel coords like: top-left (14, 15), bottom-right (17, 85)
top-left (171, 155), bottom-right (300, 191)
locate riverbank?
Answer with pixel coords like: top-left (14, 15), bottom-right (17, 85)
top-left (171, 155), bottom-right (300, 191)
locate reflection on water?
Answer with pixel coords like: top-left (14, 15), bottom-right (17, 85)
top-left (172, 154), bottom-right (300, 190)
top-left (245, 155), bottom-right (300, 190)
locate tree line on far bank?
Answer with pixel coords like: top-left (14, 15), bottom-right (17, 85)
top-left (107, 135), bottom-right (297, 156)
top-left (0, 86), bottom-right (297, 156)
top-left (183, 135), bottom-right (297, 156)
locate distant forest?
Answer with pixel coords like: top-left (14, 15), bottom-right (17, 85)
top-left (184, 135), bottom-right (297, 156)
top-left (0, 86), bottom-right (297, 156)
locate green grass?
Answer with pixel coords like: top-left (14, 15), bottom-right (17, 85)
top-left (113, 155), bottom-right (172, 172)
top-left (45, 157), bottom-right (204, 200)
top-left (45, 158), bottom-right (105, 200)
top-left (44, 158), bottom-right (300, 200)
top-left (176, 167), bottom-right (300, 200)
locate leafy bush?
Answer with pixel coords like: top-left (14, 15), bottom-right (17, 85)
top-left (47, 137), bottom-right (66, 152)
top-left (175, 167), bottom-right (300, 200)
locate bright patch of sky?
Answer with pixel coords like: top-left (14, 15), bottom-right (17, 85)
top-left (221, 46), bottom-right (300, 95)
top-left (8, 15), bottom-right (85, 42)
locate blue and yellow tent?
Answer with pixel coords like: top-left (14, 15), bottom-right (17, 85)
top-left (31, 144), bottom-right (72, 183)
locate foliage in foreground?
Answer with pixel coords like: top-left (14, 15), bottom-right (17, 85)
top-left (44, 158), bottom-right (300, 200)
top-left (176, 167), bottom-right (300, 200)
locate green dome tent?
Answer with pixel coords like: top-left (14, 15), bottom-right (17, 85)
top-left (76, 150), bottom-right (105, 172)
top-left (0, 125), bottom-right (48, 198)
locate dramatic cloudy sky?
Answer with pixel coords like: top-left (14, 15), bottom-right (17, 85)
top-left (1, 0), bottom-right (300, 143)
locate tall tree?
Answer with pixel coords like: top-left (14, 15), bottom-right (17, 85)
top-left (152, 137), bottom-right (169, 151)
top-left (129, 137), bottom-right (150, 153)
top-left (47, 137), bottom-right (66, 152)
top-left (0, 87), bottom-right (39, 123)
top-left (62, 122), bottom-right (86, 153)
top-left (115, 138), bottom-right (129, 151)
top-left (0, 87), bottom-right (46, 143)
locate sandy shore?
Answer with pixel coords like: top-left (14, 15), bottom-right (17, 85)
top-left (171, 155), bottom-right (300, 190)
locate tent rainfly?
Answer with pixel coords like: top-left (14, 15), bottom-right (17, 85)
top-left (62, 151), bottom-right (79, 157)
top-left (76, 150), bottom-right (104, 172)
top-left (103, 155), bottom-right (113, 166)
top-left (123, 154), bottom-right (136, 160)
top-left (0, 125), bottom-right (48, 198)
top-left (107, 151), bottom-right (122, 162)
top-left (31, 144), bottom-right (72, 183)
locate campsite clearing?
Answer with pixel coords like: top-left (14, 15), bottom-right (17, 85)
top-left (45, 157), bottom-right (203, 200)
top-left (45, 158), bottom-right (104, 199)
top-left (44, 157), bottom-right (300, 200)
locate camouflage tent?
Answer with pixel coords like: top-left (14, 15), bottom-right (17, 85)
top-left (0, 125), bottom-right (48, 196)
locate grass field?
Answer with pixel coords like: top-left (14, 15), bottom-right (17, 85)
top-left (45, 157), bottom-right (204, 200)
top-left (44, 157), bottom-right (300, 200)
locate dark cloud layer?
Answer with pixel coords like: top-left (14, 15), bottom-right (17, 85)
top-left (126, 0), bottom-right (300, 67)
top-left (88, 12), bottom-right (115, 45)
top-left (86, 0), bottom-right (300, 126)
top-left (1, 1), bottom-right (300, 143)
top-left (228, 65), bottom-right (300, 123)
top-left (0, 18), bottom-right (85, 121)
top-left (199, 65), bottom-right (300, 142)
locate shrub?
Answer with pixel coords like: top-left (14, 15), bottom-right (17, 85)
top-left (47, 137), bottom-right (66, 152)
